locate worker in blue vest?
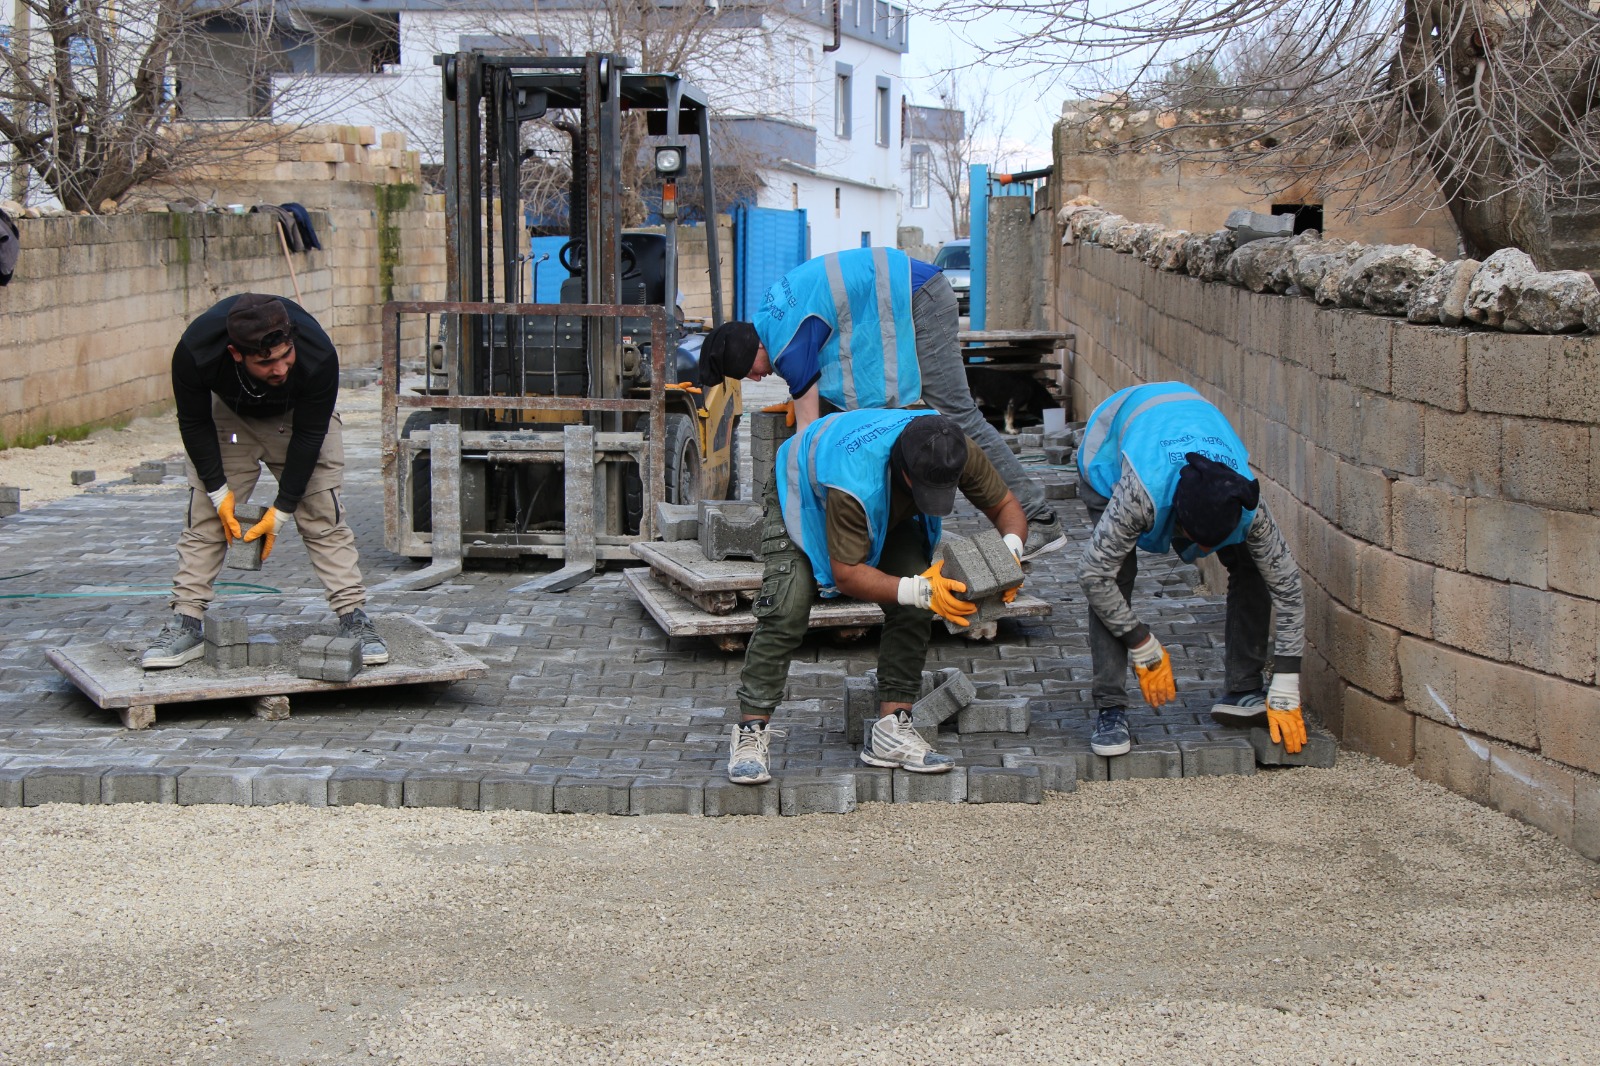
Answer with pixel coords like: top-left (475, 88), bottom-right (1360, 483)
top-left (725, 409), bottom-right (1028, 784)
top-left (1076, 382), bottom-right (1308, 758)
top-left (697, 246), bottom-right (1065, 561)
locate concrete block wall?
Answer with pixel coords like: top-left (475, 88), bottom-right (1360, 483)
top-left (1058, 237), bottom-right (1600, 861)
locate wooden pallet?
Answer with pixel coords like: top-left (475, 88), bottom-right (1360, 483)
top-left (46, 615), bottom-right (487, 729)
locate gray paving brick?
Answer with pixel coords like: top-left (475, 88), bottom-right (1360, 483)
top-left (910, 669), bottom-right (975, 731)
top-left (893, 768), bottom-right (968, 803)
top-left (254, 768), bottom-right (332, 807)
top-left (967, 765), bottom-right (1042, 804)
top-left (956, 697), bottom-right (1031, 734)
top-left (1000, 753), bottom-right (1078, 792)
top-left (1109, 740), bottom-right (1183, 780)
top-left (654, 502), bottom-right (699, 541)
top-left (328, 767), bottom-right (407, 807)
top-left (779, 774), bottom-right (856, 815)
top-left (844, 675), bottom-right (877, 751)
top-left (247, 634), bottom-right (281, 668)
top-left (203, 610), bottom-right (250, 647)
top-left (23, 767), bottom-right (105, 805)
top-left (404, 772), bottom-right (481, 809)
top-left (1179, 737), bottom-right (1257, 777)
top-left (204, 641), bottom-right (249, 670)
top-left (553, 777), bottom-right (632, 814)
top-left (703, 779), bottom-right (780, 816)
top-left (698, 500), bottom-right (764, 561)
top-left (853, 767), bottom-right (893, 803)
top-left (479, 774), bottom-right (556, 812)
top-left (178, 767), bottom-right (259, 805)
top-left (0, 767), bottom-right (23, 807)
top-left (70, 469), bottom-right (95, 485)
top-left (1246, 725), bottom-right (1339, 768)
top-left (102, 767), bottom-right (183, 804)
top-left (630, 778), bottom-right (705, 816)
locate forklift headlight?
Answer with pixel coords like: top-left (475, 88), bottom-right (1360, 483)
top-left (654, 145), bottom-right (687, 177)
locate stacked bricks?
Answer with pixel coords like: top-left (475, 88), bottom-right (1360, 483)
top-left (1060, 220), bottom-right (1600, 860)
top-left (296, 636), bottom-right (363, 682)
top-left (655, 502), bottom-right (699, 542)
top-left (202, 610), bottom-right (250, 670)
top-left (248, 633), bottom-right (281, 669)
top-left (698, 500), bottom-right (763, 561)
top-left (933, 530), bottom-right (1025, 630)
top-left (749, 409), bottom-right (796, 506)
top-left (225, 505), bottom-right (267, 571)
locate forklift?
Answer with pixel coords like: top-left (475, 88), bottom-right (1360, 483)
top-left (380, 52), bottom-right (741, 591)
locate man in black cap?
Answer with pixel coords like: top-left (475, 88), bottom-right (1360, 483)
top-left (1075, 382), bottom-right (1307, 758)
top-left (724, 409), bottom-right (1028, 784)
top-left (141, 293), bottom-right (387, 669)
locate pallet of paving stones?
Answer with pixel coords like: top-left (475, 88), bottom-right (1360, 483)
top-left (45, 614), bottom-right (487, 730)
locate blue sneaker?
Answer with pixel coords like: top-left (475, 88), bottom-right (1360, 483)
top-left (1090, 707), bottom-right (1132, 757)
top-left (1209, 690), bottom-right (1268, 727)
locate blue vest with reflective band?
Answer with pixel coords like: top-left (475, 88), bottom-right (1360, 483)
top-left (1076, 382), bottom-right (1255, 557)
top-left (777, 409), bottom-right (943, 597)
top-left (754, 247), bottom-right (920, 411)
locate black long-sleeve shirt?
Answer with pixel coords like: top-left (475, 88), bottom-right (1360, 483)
top-left (172, 296), bottom-right (339, 513)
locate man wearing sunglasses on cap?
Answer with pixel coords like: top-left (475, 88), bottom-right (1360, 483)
top-left (141, 293), bottom-right (387, 670)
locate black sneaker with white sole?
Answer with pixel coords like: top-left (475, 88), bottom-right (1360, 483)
top-left (1022, 512), bottom-right (1068, 561)
top-left (1090, 707), bottom-right (1132, 756)
top-left (337, 608), bottom-right (390, 665)
top-left (141, 614), bottom-right (205, 670)
top-left (1209, 689), bottom-right (1268, 726)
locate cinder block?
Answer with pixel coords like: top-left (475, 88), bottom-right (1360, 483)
top-left (23, 768), bottom-right (106, 805)
top-left (1413, 715), bottom-right (1490, 803)
top-left (224, 506), bottom-right (267, 570)
top-left (1391, 327), bottom-right (1467, 411)
top-left (654, 502), bottom-right (699, 542)
top-left (327, 766), bottom-right (406, 807)
top-left (910, 669), bottom-right (976, 731)
top-left (1342, 688), bottom-right (1415, 766)
top-left (177, 767), bottom-right (259, 805)
top-left (553, 777), bottom-right (632, 815)
top-left (1534, 673), bottom-right (1600, 775)
top-left (203, 610), bottom-right (250, 647)
top-left (1358, 546), bottom-right (1434, 637)
top-left (247, 633), bottom-right (281, 668)
top-left (703, 779), bottom-right (779, 816)
top-left (1509, 587), bottom-right (1597, 683)
top-left (1246, 724), bottom-right (1338, 767)
top-left (778, 774), bottom-right (856, 815)
top-left (1178, 737), bottom-right (1257, 777)
top-left (403, 772), bottom-right (480, 810)
top-left (1000, 753), bottom-right (1079, 792)
top-left (1399, 635), bottom-right (1541, 748)
top-left (965, 766), bottom-right (1042, 803)
top-left (254, 769), bottom-right (332, 807)
top-left (1548, 510), bottom-right (1600, 599)
top-left (1107, 740), bottom-right (1181, 780)
top-left (1573, 774), bottom-right (1600, 862)
top-left (1488, 743), bottom-right (1575, 844)
top-left (1325, 597), bottom-right (1402, 700)
top-left (1391, 480), bottom-right (1466, 570)
top-left (892, 767), bottom-right (968, 803)
top-left (1335, 461), bottom-right (1391, 547)
top-left (479, 775), bottom-right (556, 812)
top-left (70, 469), bottom-right (95, 485)
top-left (698, 500), bottom-right (764, 561)
top-left (629, 779), bottom-right (705, 816)
top-left (101, 767), bottom-right (183, 804)
top-left (1431, 569), bottom-right (1512, 661)
top-left (955, 698), bottom-right (1031, 734)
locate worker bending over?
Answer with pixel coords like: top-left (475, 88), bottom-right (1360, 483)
top-left (726, 410), bottom-right (1028, 784)
top-left (1076, 381), bottom-right (1307, 757)
top-left (697, 246), bottom-right (1065, 561)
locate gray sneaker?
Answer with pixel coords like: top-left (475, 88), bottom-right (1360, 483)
top-left (1022, 512), bottom-right (1068, 561)
top-left (141, 614), bottom-right (204, 670)
top-left (337, 608), bottom-right (390, 665)
top-left (860, 710), bottom-right (954, 773)
top-left (728, 720), bottom-right (780, 784)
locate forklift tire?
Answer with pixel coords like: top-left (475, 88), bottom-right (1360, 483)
top-left (663, 412), bottom-right (701, 505)
top-left (402, 410), bottom-right (446, 538)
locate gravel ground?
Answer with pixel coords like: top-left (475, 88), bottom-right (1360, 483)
top-left (3, 755), bottom-right (1597, 1066)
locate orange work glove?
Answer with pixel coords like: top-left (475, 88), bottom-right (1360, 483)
top-left (1266, 672), bottom-right (1307, 753)
top-left (896, 560), bottom-right (977, 627)
top-left (1129, 634), bottom-right (1176, 709)
top-left (207, 486), bottom-right (241, 543)
top-left (761, 400), bottom-right (796, 427)
top-left (241, 507), bottom-right (288, 561)
top-left (665, 381), bottom-right (702, 394)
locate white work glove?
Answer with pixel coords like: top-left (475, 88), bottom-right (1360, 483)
top-left (1265, 672), bottom-right (1306, 753)
top-left (897, 575), bottom-right (932, 610)
top-left (205, 485), bottom-right (230, 511)
top-left (1003, 533), bottom-right (1025, 563)
top-left (1267, 672), bottom-right (1300, 711)
top-left (1129, 634), bottom-right (1164, 669)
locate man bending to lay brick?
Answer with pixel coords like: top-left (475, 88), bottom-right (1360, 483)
top-left (696, 246), bottom-right (1066, 561)
top-left (1076, 381), bottom-right (1307, 757)
top-left (141, 293), bottom-right (387, 669)
top-left (726, 410), bottom-right (1028, 784)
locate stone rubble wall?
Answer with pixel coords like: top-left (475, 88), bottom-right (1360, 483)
top-left (1056, 212), bottom-right (1600, 861)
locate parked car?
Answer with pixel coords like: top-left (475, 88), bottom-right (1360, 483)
top-left (933, 238), bottom-right (971, 316)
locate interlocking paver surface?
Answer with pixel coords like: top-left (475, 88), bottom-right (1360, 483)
top-left (0, 382), bottom-right (1330, 810)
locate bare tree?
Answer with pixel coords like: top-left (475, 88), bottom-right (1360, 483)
top-left (914, 66), bottom-right (1012, 238)
top-left (923, 0), bottom-right (1600, 262)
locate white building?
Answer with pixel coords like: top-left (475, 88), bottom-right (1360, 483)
top-left (901, 101), bottom-right (963, 247)
top-left (188, 0), bottom-right (915, 257)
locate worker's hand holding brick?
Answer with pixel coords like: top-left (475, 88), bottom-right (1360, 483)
top-left (1266, 673), bottom-right (1306, 753)
top-left (1130, 634), bottom-right (1176, 708)
top-left (760, 400), bottom-right (795, 427)
top-left (897, 560), bottom-right (976, 627)
top-left (208, 486), bottom-right (241, 543)
top-left (242, 507), bottom-right (288, 561)
top-left (1001, 533), bottom-right (1025, 603)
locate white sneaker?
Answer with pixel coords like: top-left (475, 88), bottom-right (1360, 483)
top-left (727, 720), bottom-right (780, 784)
top-left (860, 711), bottom-right (954, 773)
top-left (1021, 512), bottom-right (1068, 561)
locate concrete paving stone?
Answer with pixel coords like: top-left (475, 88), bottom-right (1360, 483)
top-left (204, 641), bottom-right (250, 670)
top-left (404, 772), bottom-right (481, 809)
top-left (247, 633), bottom-right (280, 668)
top-left (910, 670), bottom-right (976, 730)
top-left (1178, 737), bottom-right (1258, 777)
top-left (1246, 725), bottom-right (1340, 768)
top-left (893, 767), bottom-right (968, 803)
top-left (654, 502), bottom-right (700, 541)
top-left (22, 767), bottom-right (106, 805)
top-left (967, 765), bottom-right (1043, 804)
top-left (703, 779), bottom-right (780, 816)
top-left (956, 698), bottom-right (1031, 734)
top-left (630, 778), bottom-right (705, 816)
top-left (0, 768), bottom-right (24, 807)
top-left (178, 767), bottom-right (260, 805)
top-left (70, 470), bottom-right (96, 485)
top-left (698, 500), bottom-right (764, 561)
top-left (254, 768), bottom-right (333, 807)
top-left (479, 774), bottom-right (557, 812)
top-left (778, 773), bottom-right (857, 815)
top-left (853, 767), bottom-right (894, 803)
top-left (1109, 740), bottom-right (1183, 780)
top-left (203, 610), bottom-right (250, 647)
top-left (102, 766), bottom-right (184, 804)
top-left (1000, 753), bottom-right (1079, 792)
top-left (553, 777), bottom-right (632, 815)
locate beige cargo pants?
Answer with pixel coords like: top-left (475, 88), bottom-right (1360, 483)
top-left (173, 396), bottom-right (367, 620)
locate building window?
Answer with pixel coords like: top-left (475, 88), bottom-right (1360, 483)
top-left (835, 187), bottom-right (841, 217)
top-left (910, 149), bottom-right (930, 208)
top-left (875, 77), bottom-right (891, 147)
top-left (834, 64), bottom-right (852, 140)
top-left (861, 231), bottom-right (871, 247)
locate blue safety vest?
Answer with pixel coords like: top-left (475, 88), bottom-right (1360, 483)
top-left (777, 409), bottom-right (943, 596)
top-left (1077, 382), bottom-right (1255, 557)
top-left (753, 247), bottom-right (920, 410)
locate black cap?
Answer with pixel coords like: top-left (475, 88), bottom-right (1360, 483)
top-left (697, 321), bottom-right (761, 387)
top-left (892, 415), bottom-right (967, 517)
top-left (1172, 452), bottom-right (1260, 546)
top-left (227, 293), bottom-right (293, 353)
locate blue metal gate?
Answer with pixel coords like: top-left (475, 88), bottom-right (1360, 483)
top-left (733, 205), bottom-right (808, 320)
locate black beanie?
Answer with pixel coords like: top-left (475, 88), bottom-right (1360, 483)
top-left (1172, 452), bottom-right (1260, 546)
top-left (698, 321), bottom-right (761, 387)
